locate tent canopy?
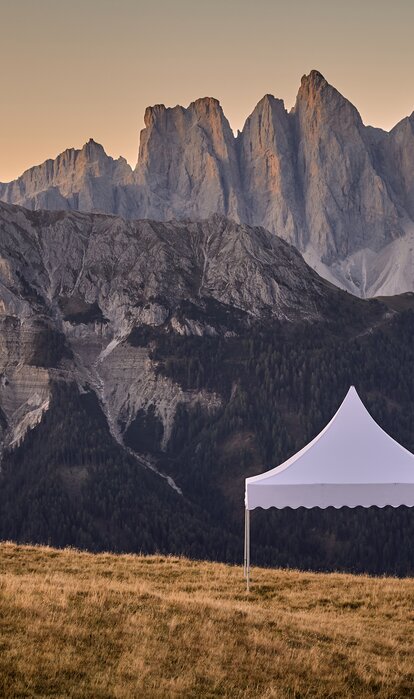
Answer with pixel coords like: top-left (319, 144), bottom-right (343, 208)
top-left (245, 387), bottom-right (414, 510)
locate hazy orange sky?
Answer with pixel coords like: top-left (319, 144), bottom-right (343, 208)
top-left (1, 0), bottom-right (414, 182)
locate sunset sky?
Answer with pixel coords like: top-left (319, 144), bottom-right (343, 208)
top-left (1, 0), bottom-right (414, 182)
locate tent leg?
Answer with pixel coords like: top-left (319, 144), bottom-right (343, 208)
top-left (246, 508), bottom-right (250, 592)
top-left (243, 507), bottom-right (247, 578)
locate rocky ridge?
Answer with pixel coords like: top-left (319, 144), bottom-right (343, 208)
top-left (0, 201), bottom-right (340, 458)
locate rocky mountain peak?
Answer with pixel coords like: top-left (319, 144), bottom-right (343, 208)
top-left (81, 138), bottom-right (106, 158)
top-left (238, 92), bottom-right (302, 247)
top-left (143, 103), bottom-right (186, 129)
top-left (295, 70), bottom-right (332, 112)
top-left (0, 140), bottom-right (136, 218)
top-left (294, 69), bottom-right (362, 128)
top-left (300, 69), bottom-right (327, 89)
top-left (253, 93), bottom-right (286, 118)
top-left (142, 98), bottom-right (225, 132)
top-left (191, 96), bottom-right (222, 114)
top-left (289, 69), bottom-right (403, 270)
top-left (71, 139), bottom-right (117, 175)
top-left (135, 95), bottom-right (243, 221)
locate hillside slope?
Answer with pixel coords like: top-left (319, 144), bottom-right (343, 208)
top-left (1, 203), bottom-right (414, 574)
top-left (1, 543), bottom-right (413, 699)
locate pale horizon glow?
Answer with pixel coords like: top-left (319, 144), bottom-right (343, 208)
top-left (1, 0), bottom-right (414, 181)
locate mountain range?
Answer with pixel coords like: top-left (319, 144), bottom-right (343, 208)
top-left (1, 70), bottom-right (413, 297)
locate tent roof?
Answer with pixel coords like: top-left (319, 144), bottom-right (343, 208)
top-left (245, 387), bottom-right (414, 510)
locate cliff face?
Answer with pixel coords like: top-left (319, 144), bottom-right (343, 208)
top-left (238, 94), bottom-right (303, 248)
top-left (135, 98), bottom-right (245, 221)
top-left (379, 113), bottom-right (414, 220)
top-left (1, 71), bottom-right (414, 297)
top-left (292, 71), bottom-right (402, 262)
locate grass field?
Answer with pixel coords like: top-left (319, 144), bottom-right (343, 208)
top-left (1, 543), bottom-right (413, 698)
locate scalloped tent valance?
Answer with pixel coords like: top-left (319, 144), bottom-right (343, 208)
top-left (243, 387), bottom-right (414, 588)
top-left (245, 386), bottom-right (414, 510)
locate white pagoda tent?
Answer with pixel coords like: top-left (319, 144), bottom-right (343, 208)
top-left (244, 386), bottom-right (414, 589)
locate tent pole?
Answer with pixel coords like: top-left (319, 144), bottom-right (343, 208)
top-left (243, 507), bottom-right (247, 578)
top-left (246, 508), bottom-right (250, 592)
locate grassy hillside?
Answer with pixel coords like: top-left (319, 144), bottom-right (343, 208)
top-left (1, 543), bottom-right (413, 698)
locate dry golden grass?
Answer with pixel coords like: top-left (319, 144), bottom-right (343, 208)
top-left (1, 543), bottom-right (413, 698)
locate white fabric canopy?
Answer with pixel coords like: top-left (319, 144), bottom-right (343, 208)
top-left (245, 386), bottom-right (414, 511)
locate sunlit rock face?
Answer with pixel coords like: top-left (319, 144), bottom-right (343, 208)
top-left (238, 94), bottom-right (303, 248)
top-left (135, 97), bottom-right (245, 221)
top-left (1, 71), bottom-right (414, 297)
top-left (292, 71), bottom-right (402, 262)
